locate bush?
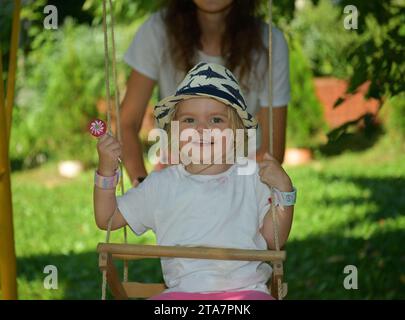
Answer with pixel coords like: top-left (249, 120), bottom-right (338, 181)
top-left (286, 36), bottom-right (327, 148)
top-left (10, 19), bottom-right (137, 168)
top-left (288, 0), bottom-right (358, 79)
top-left (382, 93), bottom-right (405, 140)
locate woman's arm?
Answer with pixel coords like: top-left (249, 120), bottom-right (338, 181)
top-left (120, 70), bottom-right (156, 183)
top-left (256, 106), bottom-right (287, 164)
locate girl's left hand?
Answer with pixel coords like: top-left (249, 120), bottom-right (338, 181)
top-left (258, 153), bottom-right (293, 192)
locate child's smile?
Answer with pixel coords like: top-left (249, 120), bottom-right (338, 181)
top-left (174, 97), bottom-right (235, 173)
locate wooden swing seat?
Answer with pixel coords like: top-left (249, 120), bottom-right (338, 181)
top-left (98, 242), bottom-right (287, 300)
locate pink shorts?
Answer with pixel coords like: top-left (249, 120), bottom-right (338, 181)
top-left (149, 290), bottom-right (274, 300)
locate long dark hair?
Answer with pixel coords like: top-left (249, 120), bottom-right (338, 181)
top-left (163, 0), bottom-right (267, 89)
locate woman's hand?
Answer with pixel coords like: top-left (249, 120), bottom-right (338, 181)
top-left (258, 153), bottom-right (292, 192)
top-left (97, 134), bottom-right (122, 176)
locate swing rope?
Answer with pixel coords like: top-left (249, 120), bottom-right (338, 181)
top-left (268, 0), bottom-right (284, 300)
top-left (101, 0), bottom-right (128, 300)
top-left (267, 0), bottom-right (280, 250)
top-left (107, 0), bottom-right (129, 284)
top-left (99, 0), bottom-right (284, 300)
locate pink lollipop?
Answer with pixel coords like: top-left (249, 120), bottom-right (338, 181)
top-left (89, 119), bottom-right (107, 137)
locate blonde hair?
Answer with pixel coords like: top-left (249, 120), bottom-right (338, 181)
top-left (227, 106), bottom-right (249, 157)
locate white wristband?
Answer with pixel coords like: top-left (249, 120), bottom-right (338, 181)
top-left (270, 187), bottom-right (297, 208)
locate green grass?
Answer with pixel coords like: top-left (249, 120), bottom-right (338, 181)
top-left (7, 135), bottom-right (405, 299)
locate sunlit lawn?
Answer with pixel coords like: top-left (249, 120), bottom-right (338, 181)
top-left (9, 135), bottom-right (405, 299)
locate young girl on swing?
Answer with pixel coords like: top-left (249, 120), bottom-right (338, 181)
top-left (93, 62), bottom-right (296, 300)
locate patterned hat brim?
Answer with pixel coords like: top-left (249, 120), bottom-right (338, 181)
top-left (154, 93), bottom-right (258, 130)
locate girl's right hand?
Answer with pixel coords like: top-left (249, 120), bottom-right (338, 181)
top-left (96, 134), bottom-right (122, 176)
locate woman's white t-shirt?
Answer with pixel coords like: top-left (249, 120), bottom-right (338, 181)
top-left (117, 160), bottom-right (273, 294)
top-left (124, 10), bottom-right (290, 113)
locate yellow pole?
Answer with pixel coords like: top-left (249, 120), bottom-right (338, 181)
top-left (0, 91), bottom-right (17, 300)
top-left (0, 51), bottom-right (5, 109)
top-left (6, 0), bottom-right (21, 139)
top-left (0, 45), bottom-right (3, 295)
top-left (0, 0), bottom-right (20, 300)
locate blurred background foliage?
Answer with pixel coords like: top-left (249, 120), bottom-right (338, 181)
top-left (287, 0), bottom-right (358, 79)
top-left (11, 19), bottom-right (138, 168)
top-left (286, 36), bottom-right (326, 148)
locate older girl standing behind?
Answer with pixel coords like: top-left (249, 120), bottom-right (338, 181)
top-left (120, 0), bottom-right (290, 184)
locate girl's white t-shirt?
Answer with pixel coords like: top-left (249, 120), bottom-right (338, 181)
top-left (117, 160), bottom-right (273, 294)
top-left (124, 10), bottom-right (291, 112)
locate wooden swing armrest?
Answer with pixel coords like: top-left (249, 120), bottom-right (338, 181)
top-left (97, 243), bottom-right (286, 262)
top-left (99, 252), bottom-right (128, 299)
